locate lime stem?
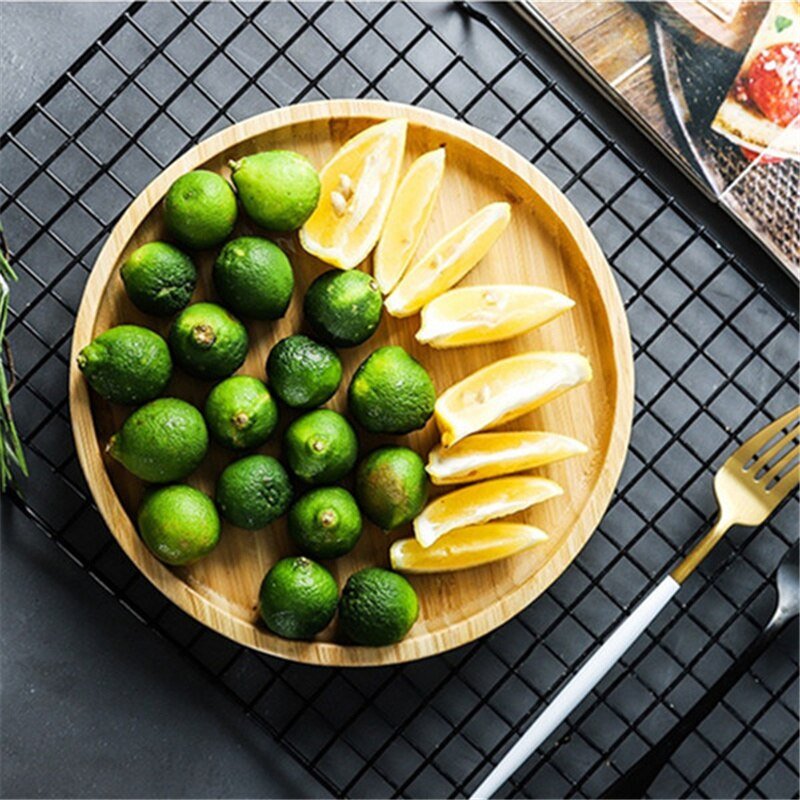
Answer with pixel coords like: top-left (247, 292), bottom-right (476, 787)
top-left (192, 324), bottom-right (216, 348)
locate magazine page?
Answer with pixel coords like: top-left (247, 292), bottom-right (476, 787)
top-left (523, 0), bottom-right (799, 275)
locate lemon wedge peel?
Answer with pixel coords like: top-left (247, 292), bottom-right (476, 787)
top-left (413, 475), bottom-right (562, 549)
top-left (391, 523), bottom-right (548, 573)
top-left (426, 431), bottom-right (588, 485)
top-left (435, 351), bottom-right (592, 447)
top-left (416, 285), bottom-right (575, 348)
top-left (385, 201), bottom-right (512, 318)
top-left (299, 118), bottom-right (407, 270)
top-left (373, 148), bottom-right (446, 295)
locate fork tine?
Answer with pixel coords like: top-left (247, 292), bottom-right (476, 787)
top-left (748, 425), bottom-right (800, 476)
top-left (729, 406), bottom-right (800, 469)
top-left (769, 463), bottom-right (800, 506)
top-left (761, 444), bottom-right (800, 486)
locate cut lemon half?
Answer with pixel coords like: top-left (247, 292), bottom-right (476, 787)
top-left (299, 119), bottom-right (407, 270)
top-left (391, 523), bottom-right (548, 573)
top-left (373, 148), bottom-right (446, 295)
top-left (416, 285), bottom-right (574, 348)
top-left (435, 351), bottom-right (592, 447)
top-left (413, 476), bottom-right (561, 548)
top-left (385, 202), bottom-right (511, 317)
top-left (426, 431), bottom-right (588, 485)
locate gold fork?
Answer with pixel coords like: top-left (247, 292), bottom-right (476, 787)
top-left (672, 406), bottom-right (800, 581)
top-left (472, 406), bottom-right (800, 799)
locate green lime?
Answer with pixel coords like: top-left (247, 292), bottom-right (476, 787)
top-left (204, 376), bottom-right (278, 451)
top-left (348, 346), bottom-right (435, 434)
top-left (215, 454), bottom-right (293, 530)
top-left (108, 398), bottom-right (208, 483)
top-left (283, 409), bottom-right (357, 485)
top-left (120, 241), bottom-right (197, 316)
top-left (163, 170), bottom-right (237, 250)
top-left (230, 151), bottom-right (320, 232)
top-left (288, 487), bottom-right (362, 559)
top-left (258, 556), bottom-right (338, 640)
top-left (266, 334), bottom-right (342, 409)
top-left (138, 484), bottom-right (220, 565)
top-left (339, 568), bottom-right (419, 646)
top-left (303, 269), bottom-right (382, 347)
top-left (77, 324), bottom-right (172, 405)
top-left (213, 236), bottom-right (294, 320)
top-left (169, 302), bottom-right (249, 380)
top-left (355, 446), bottom-right (428, 530)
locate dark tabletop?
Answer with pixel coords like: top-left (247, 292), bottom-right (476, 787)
top-left (1, 3), bottom-right (797, 799)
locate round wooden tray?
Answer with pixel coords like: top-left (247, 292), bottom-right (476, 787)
top-left (70, 100), bottom-right (633, 667)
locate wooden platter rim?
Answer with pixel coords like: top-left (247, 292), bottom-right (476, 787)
top-left (69, 99), bottom-right (634, 667)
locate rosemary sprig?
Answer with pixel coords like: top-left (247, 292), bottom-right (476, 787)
top-left (0, 222), bottom-right (28, 493)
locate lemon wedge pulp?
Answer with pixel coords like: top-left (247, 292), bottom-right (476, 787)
top-left (373, 148), bottom-right (446, 295)
top-left (299, 119), bottom-right (407, 270)
top-left (413, 475), bottom-right (561, 548)
top-left (391, 523), bottom-right (548, 573)
top-left (416, 285), bottom-right (574, 348)
top-left (435, 351), bottom-right (592, 447)
top-left (385, 202), bottom-right (511, 317)
top-left (426, 431), bottom-right (588, 485)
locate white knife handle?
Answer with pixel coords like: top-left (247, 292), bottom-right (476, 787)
top-left (471, 574), bottom-right (681, 799)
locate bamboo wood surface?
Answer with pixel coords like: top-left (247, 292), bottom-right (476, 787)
top-left (69, 100), bottom-right (633, 667)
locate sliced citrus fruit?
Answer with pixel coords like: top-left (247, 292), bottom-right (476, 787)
top-left (413, 476), bottom-right (561, 548)
top-left (426, 431), bottom-right (588, 485)
top-left (299, 119), bottom-right (407, 270)
top-left (384, 202), bottom-right (511, 317)
top-left (416, 285), bottom-right (574, 348)
top-left (435, 351), bottom-right (592, 447)
top-left (391, 523), bottom-right (548, 573)
top-left (373, 148), bottom-right (446, 295)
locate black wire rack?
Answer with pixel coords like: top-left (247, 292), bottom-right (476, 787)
top-left (1, 3), bottom-right (798, 798)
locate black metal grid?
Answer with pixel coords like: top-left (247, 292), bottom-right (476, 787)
top-left (1, 3), bottom-right (798, 798)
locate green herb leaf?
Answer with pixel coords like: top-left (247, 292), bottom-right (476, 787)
top-left (0, 221), bottom-right (29, 495)
top-left (775, 15), bottom-right (792, 33)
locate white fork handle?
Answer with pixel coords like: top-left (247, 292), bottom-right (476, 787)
top-left (471, 574), bottom-right (681, 799)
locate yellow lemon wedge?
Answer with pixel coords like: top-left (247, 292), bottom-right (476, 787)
top-left (385, 202), bottom-right (511, 317)
top-left (373, 148), bottom-right (446, 295)
top-left (391, 523), bottom-right (548, 573)
top-left (416, 285), bottom-right (574, 348)
top-left (426, 431), bottom-right (588, 485)
top-left (299, 119), bottom-right (407, 270)
top-left (413, 476), bottom-right (561, 548)
top-left (435, 351), bottom-right (592, 447)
